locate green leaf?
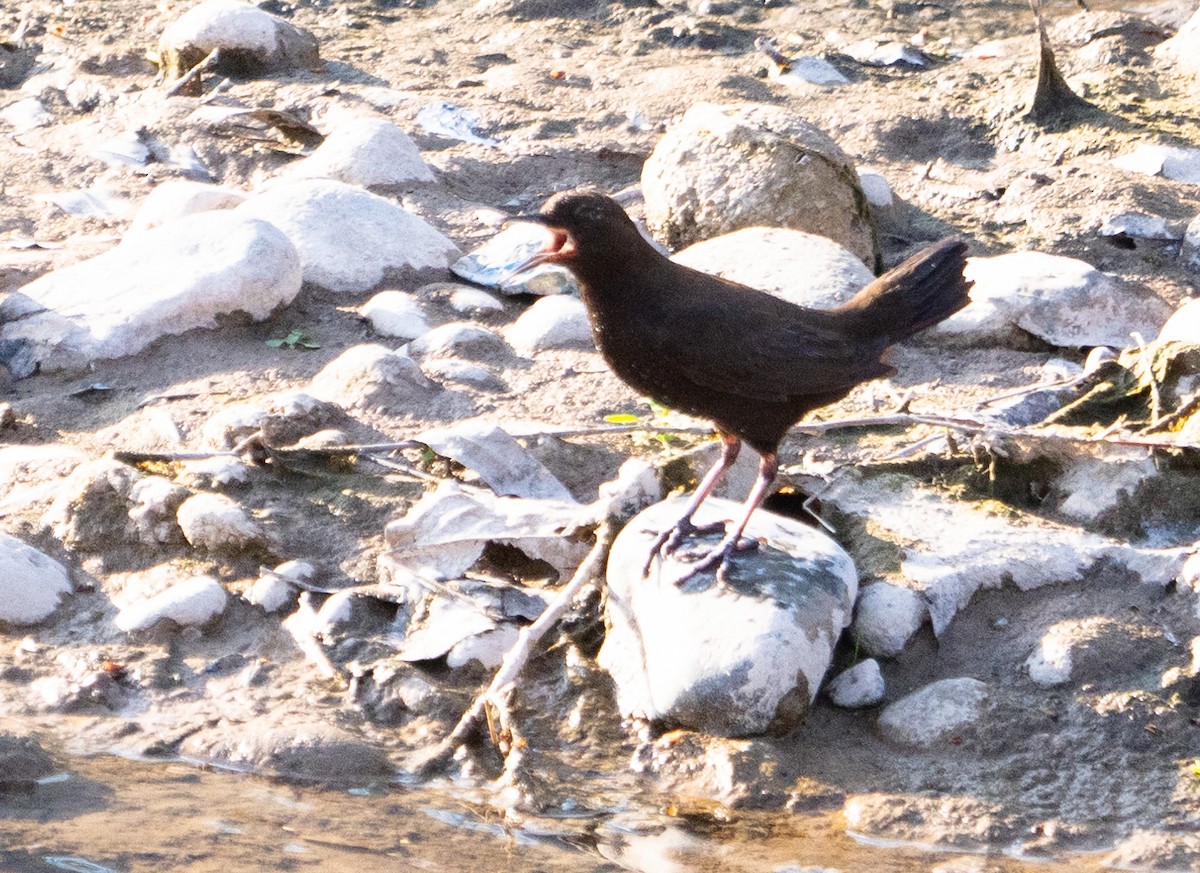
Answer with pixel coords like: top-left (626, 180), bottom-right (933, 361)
top-left (265, 338), bottom-right (285, 348)
top-left (604, 413), bottom-right (640, 424)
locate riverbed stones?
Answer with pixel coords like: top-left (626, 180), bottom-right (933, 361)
top-left (284, 117), bottom-right (435, 188)
top-left (0, 533), bottom-right (72, 625)
top-left (125, 180), bottom-right (246, 238)
top-left (128, 476), bottom-right (189, 545)
top-left (671, 227), bottom-right (875, 309)
top-left (114, 574), bottom-right (229, 633)
top-left (43, 458), bottom-right (142, 551)
top-left (826, 658), bottom-right (885, 708)
top-left (937, 251), bottom-right (1171, 349)
top-left (159, 0), bottom-right (320, 83)
top-left (407, 322), bottom-right (509, 361)
top-left (504, 294), bottom-right (592, 356)
top-left (1157, 296), bottom-right (1200, 343)
top-left (308, 343), bottom-right (436, 413)
top-left (1155, 6), bottom-right (1200, 76)
top-left (852, 582), bottom-right (928, 657)
top-left (599, 495), bottom-right (858, 737)
top-left (235, 179), bottom-right (459, 293)
top-left (641, 103), bottom-right (878, 269)
top-left (877, 677), bottom-right (989, 746)
top-left (0, 213), bottom-right (301, 375)
top-left (176, 493), bottom-right (265, 552)
top-left (828, 471), bottom-right (1189, 639)
top-left (360, 290), bottom-right (431, 340)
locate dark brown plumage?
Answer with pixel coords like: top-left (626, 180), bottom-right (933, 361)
top-left (516, 190), bottom-right (972, 582)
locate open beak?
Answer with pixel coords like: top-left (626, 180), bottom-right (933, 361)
top-left (509, 215), bottom-right (575, 275)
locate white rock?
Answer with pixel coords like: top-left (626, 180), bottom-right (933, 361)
top-left (285, 117), bottom-right (434, 187)
top-left (360, 290), bottom-right (430, 340)
top-left (844, 38), bottom-right (927, 66)
top-left (449, 286), bottom-right (506, 315)
top-left (420, 358), bottom-right (504, 391)
top-left (1155, 9), bottom-right (1200, 77)
top-left (1111, 142), bottom-right (1200, 184)
top-left (201, 403), bottom-right (269, 449)
top-left (246, 576), bottom-right (295, 613)
top-left (826, 659), bottom-right (885, 708)
top-left (829, 471), bottom-right (1189, 637)
top-left (642, 103), bottom-right (877, 267)
top-left (857, 170), bottom-right (894, 208)
top-left (127, 476), bottom-right (189, 544)
top-left (179, 455), bottom-right (252, 488)
top-left (505, 295), bottom-right (592, 356)
top-left (772, 55), bottom-right (848, 86)
top-left (0, 533), bottom-right (72, 626)
top-left (235, 179), bottom-right (459, 293)
top-left (937, 250), bottom-right (1171, 349)
top-left (1055, 453), bottom-right (1157, 523)
top-left (308, 343), bottom-right (436, 412)
top-left (672, 227), bottom-right (875, 310)
top-left (598, 495), bottom-right (858, 736)
top-left (877, 677), bottom-right (988, 746)
top-left (125, 181), bottom-right (246, 239)
top-left (407, 322), bottom-right (509, 360)
top-left (176, 493), bottom-right (264, 552)
top-left (247, 560), bottom-right (312, 612)
top-left (114, 575), bottom-right (228, 632)
top-left (0, 213), bottom-right (301, 376)
top-left (853, 582), bottom-right (927, 657)
top-left (1098, 211), bottom-right (1177, 241)
top-left (1183, 215), bottom-right (1200, 273)
top-left (1026, 627), bottom-right (1074, 686)
top-left (447, 624), bottom-right (519, 670)
top-left (0, 98), bottom-right (52, 133)
top-left (1157, 297), bottom-right (1200, 343)
top-left (159, 0), bottom-right (319, 75)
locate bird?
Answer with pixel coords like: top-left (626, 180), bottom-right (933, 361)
top-left (513, 190), bottom-right (972, 583)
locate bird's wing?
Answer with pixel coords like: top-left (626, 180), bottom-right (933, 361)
top-left (644, 283), bottom-right (893, 404)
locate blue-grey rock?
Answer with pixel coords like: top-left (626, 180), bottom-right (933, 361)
top-left (599, 495), bottom-right (858, 736)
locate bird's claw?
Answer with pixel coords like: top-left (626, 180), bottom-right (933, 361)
top-left (666, 535), bottom-right (756, 587)
top-left (641, 518), bottom-right (728, 575)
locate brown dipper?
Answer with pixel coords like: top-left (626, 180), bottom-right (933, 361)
top-left (515, 190), bottom-right (972, 583)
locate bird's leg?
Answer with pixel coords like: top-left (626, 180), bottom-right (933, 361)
top-left (643, 434), bottom-right (740, 575)
top-left (671, 452), bottom-right (778, 587)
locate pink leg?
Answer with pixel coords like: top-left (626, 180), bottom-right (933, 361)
top-left (670, 451), bottom-right (778, 586)
top-left (642, 434), bottom-right (740, 574)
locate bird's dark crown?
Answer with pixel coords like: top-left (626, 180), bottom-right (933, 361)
top-left (535, 190), bottom-right (637, 242)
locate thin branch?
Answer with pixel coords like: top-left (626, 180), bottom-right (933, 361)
top-left (409, 519), bottom-right (615, 780)
top-left (166, 48), bottom-right (222, 97)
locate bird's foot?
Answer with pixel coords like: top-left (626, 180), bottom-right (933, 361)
top-left (641, 517), bottom-right (728, 575)
top-left (668, 534), bottom-right (757, 587)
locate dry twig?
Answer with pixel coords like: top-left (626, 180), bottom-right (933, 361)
top-left (409, 519), bottom-right (615, 780)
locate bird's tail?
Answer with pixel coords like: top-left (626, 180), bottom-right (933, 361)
top-left (835, 237), bottom-right (972, 341)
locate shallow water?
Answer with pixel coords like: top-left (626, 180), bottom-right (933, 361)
top-left (0, 755), bottom-right (1110, 873)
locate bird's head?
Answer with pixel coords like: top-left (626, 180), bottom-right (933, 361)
top-left (510, 190), bottom-right (641, 274)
